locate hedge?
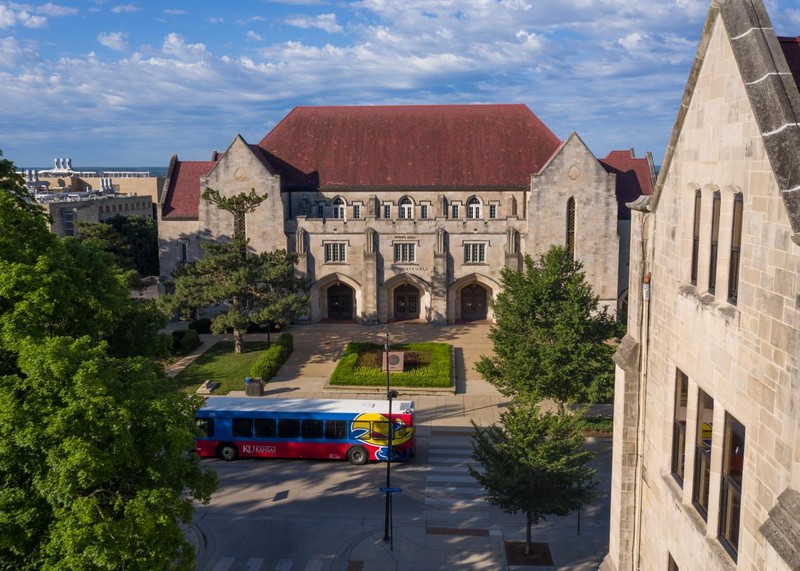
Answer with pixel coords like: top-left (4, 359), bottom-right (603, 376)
top-left (250, 333), bottom-right (293, 380)
top-left (171, 328), bottom-right (201, 354)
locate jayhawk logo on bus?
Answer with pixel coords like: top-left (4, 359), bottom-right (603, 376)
top-left (351, 412), bottom-right (414, 460)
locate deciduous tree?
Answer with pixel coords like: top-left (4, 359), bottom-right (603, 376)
top-left (469, 396), bottom-right (599, 557)
top-left (476, 246), bottom-right (621, 408)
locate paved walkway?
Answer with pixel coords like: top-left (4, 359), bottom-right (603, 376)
top-left (173, 322), bottom-right (610, 570)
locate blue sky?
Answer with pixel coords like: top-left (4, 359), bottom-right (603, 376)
top-left (2, 0), bottom-right (798, 169)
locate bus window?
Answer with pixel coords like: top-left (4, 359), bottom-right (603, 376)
top-left (232, 418), bottom-right (253, 437)
top-left (301, 419), bottom-right (323, 439)
top-left (197, 418), bottom-right (214, 437)
top-left (325, 420), bottom-right (347, 440)
top-left (278, 419), bottom-right (300, 438)
top-left (255, 418), bottom-right (276, 438)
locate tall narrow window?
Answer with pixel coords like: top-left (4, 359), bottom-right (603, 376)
top-left (420, 204), bottom-right (429, 219)
top-left (489, 204), bottom-right (497, 219)
top-left (331, 197), bottom-right (345, 219)
top-left (719, 414), bottom-right (745, 560)
top-left (451, 204), bottom-right (460, 219)
top-left (566, 197), bottom-right (576, 257)
top-left (352, 204), bottom-right (361, 219)
top-left (671, 370), bottom-right (689, 485)
top-left (708, 191), bottom-right (721, 294)
top-left (727, 193), bottom-right (743, 304)
top-left (383, 204), bottom-right (391, 219)
top-left (62, 210), bottom-right (76, 237)
top-left (179, 239), bottom-right (189, 263)
top-left (467, 196), bottom-right (481, 219)
top-left (316, 202), bottom-right (325, 218)
top-left (399, 197), bottom-right (413, 219)
top-left (691, 190), bottom-right (701, 285)
top-left (693, 389), bottom-right (714, 519)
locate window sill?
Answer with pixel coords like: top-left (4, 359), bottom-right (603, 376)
top-left (678, 284), bottom-right (739, 323)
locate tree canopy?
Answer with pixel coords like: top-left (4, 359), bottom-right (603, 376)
top-left (165, 238), bottom-right (309, 353)
top-left (469, 396), bottom-right (599, 556)
top-left (77, 214), bottom-right (159, 281)
top-left (476, 246), bottom-right (621, 406)
top-left (0, 151), bottom-right (217, 569)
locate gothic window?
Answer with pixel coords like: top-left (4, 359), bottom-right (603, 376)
top-left (399, 197), bottom-right (413, 219)
top-left (691, 190), bottom-right (701, 285)
top-left (719, 413), bottom-right (745, 560)
top-left (332, 197), bottom-right (345, 219)
top-left (708, 191), bottom-right (721, 294)
top-left (671, 370), bottom-right (689, 486)
top-left (727, 193), bottom-right (743, 304)
top-left (693, 389), bottom-right (714, 520)
top-left (566, 197), bottom-right (576, 257)
top-left (467, 196), bottom-right (481, 219)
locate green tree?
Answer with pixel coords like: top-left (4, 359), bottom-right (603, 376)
top-left (476, 246), bottom-right (621, 408)
top-left (0, 151), bottom-right (217, 569)
top-left (469, 397), bottom-right (599, 557)
top-left (165, 238), bottom-right (309, 353)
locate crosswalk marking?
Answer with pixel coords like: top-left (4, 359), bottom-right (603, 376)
top-left (244, 558), bottom-right (263, 571)
top-left (275, 560), bottom-right (293, 571)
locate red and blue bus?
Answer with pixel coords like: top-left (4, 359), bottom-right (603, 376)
top-left (195, 397), bottom-right (416, 465)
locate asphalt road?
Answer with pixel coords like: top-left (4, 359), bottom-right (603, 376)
top-left (192, 430), bottom-right (611, 571)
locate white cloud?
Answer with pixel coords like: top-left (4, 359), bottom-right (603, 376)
top-left (208, 17), bottom-right (224, 24)
top-left (38, 3), bottom-right (79, 17)
top-left (111, 4), bottom-right (140, 14)
top-left (284, 13), bottom-right (344, 34)
top-left (164, 9), bottom-right (187, 16)
top-left (246, 30), bottom-right (263, 42)
top-left (98, 31), bottom-right (128, 51)
top-left (0, 5), bottom-right (47, 29)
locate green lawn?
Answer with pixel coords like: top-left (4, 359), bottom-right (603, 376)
top-left (330, 342), bottom-right (452, 388)
top-left (173, 341), bottom-right (271, 394)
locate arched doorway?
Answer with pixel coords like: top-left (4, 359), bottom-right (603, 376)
top-left (393, 284), bottom-right (420, 321)
top-left (327, 283), bottom-right (354, 320)
top-left (461, 284), bottom-right (488, 321)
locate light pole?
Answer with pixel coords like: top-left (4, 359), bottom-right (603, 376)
top-left (383, 327), bottom-right (398, 548)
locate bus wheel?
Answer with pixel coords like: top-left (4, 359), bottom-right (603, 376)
top-left (347, 446), bottom-right (368, 465)
top-left (218, 443), bottom-right (237, 461)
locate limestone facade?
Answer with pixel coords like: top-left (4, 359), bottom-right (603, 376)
top-left (158, 105), bottom-right (653, 324)
top-left (604, 1), bottom-right (800, 570)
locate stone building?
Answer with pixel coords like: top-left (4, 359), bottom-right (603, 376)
top-left (158, 104), bottom-right (653, 324)
top-left (604, 1), bottom-right (800, 569)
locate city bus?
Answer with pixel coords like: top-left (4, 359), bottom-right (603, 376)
top-left (194, 397), bottom-right (416, 465)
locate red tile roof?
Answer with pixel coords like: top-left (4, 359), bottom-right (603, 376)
top-left (600, 150), bottom-right (655, 219)
top-left (779, 36), bottom-right (800, 90)
top-left (161, 160), bottom-right (215, 219)
top-left (257, 104), bottom-right (562, 189)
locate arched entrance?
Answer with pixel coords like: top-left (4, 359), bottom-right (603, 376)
top-left (461, 283), bottom-right (488, 321)
top-left (393, 284), bottom-right (420, 321)
top-left (327, 283), bottom-right (354, 320)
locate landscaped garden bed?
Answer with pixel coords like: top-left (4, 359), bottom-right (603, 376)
top-left (329, 342), bottom-right (452, 388)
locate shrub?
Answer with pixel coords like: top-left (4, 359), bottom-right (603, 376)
top-left (172, 328), bottom-right (201, 354)
top-left (188, 318), bottom-right (212, 334)
top-left (250, 334), bottom-right (293, 380)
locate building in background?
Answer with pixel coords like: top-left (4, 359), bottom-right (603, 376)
top-left (19, 158), bottom-right (161, 238)
top-left (158, 104), bottom-right (653, 324)
top-left (604, 0), bottom-right (800, 569)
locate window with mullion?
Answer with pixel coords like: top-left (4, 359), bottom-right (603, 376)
top-left (708, 191), bottom-right (721, 294)
top-left (464, 242), bottom-right (486, 263)
top-left (324, 242), bottom-right (346, 263)
top-left (394, 243), bottom-right (415, 263)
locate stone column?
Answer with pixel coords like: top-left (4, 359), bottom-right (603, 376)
top-left (362, 227), bottom-right (379, 324)
top-left (294, 225), bottom-right (311, 324)
top-left (431, 227), bottom-right (448, 324)
top-left (504, 227), bottom-right (521, 271)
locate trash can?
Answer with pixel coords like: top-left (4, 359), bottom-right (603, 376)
top-left (245, 377), bottom-right (263, 397)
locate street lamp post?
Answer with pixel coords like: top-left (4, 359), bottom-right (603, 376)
top-left (383, 327), bottom-right (398, 548)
